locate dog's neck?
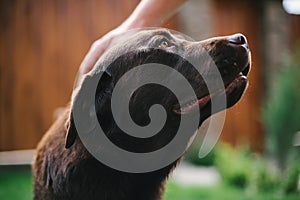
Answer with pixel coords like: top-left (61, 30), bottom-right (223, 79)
top-left (63, 139), bottom-right (178, 200)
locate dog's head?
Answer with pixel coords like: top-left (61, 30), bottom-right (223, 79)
top-left (66, 28), bottom-right (251, 153)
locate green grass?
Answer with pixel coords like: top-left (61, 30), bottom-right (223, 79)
top-left (0, 166), bottom-right (299, 200)
top-left (164, 181), bottom-right (300, 200)
top-left (0, 166), bottom-right (33, 200)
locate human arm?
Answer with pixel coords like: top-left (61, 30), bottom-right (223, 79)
top-left (79, 0), bottom-right (187, 75)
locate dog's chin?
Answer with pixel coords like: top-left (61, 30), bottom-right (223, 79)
top-left (172, 63), bottom-right (250, 117)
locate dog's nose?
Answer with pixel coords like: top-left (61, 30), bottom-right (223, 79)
top-left (228, 33), bottom-right (247, 45)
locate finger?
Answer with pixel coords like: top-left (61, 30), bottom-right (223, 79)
top-left (79, 46), bottom-right (106, 74)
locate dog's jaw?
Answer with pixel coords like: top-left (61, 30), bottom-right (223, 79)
top-left (172, 62), bottom-right (250, 115)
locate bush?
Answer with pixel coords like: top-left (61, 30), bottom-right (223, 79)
top-left (282, 160), bottom-right (300, 194)
top-left (214, 143), bottom-right (282, 192)
top-left (184, 144), bottom-right (215, 167)
top-left (262, 49), bottom-right (300, 169)
top-left (188, 141), bottom-right (299, 195)
top-left (249, 157), bottom-right (281, 193)
top-left (214, 143), bottom-right (252, 188)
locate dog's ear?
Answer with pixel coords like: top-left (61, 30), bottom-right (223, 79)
top-left (64, 70), bottom-right (112, 149)
top-left (65, 112), bottom-right (77, 148)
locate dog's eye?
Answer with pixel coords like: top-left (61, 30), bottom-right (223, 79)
top-left (159, 40), bottom-right (169, 48)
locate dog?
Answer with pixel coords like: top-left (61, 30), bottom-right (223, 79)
top-left (33, 28), bottom-right (251, 200)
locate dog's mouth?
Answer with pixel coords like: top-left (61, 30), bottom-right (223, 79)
top-left (172, 63), bottom-right (250, 115)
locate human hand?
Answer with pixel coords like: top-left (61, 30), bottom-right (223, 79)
top-left (79, 28), bottom-right (123, 75)
top-left (77, 0), bottom-right (187, 80)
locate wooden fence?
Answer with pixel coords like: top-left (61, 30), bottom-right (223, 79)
top-left (211, 0), bottom-right (264, 151)
top-left (0, 0), bottom-right (279, 151)
top-left (0, 0), bottom-right (177, 150)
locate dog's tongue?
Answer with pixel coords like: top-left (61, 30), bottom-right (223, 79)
top-left (173, 94), bottom-right (211, 115)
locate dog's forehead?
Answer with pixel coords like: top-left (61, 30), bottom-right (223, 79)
top-left (90, 28), bottom-right (194, 75)
top-left (133, 28), bottom-right (172, 40)
top-left (134, 28), bottom-right (194, 42)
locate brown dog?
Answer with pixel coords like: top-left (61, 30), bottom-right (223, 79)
top-left (33, 29), bottom-right (251, 200)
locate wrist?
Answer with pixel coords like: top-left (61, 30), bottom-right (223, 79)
top-left (118, 16), bottom-right (151, 31)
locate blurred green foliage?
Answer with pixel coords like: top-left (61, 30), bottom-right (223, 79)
top-left (214, 143), bottom-right (252, 188)
top-left (164, 181), bottom-right (300, 200)
top-left (213, 143), bottom-right (299, 195)
top-left (263, 49), bottom-right (300, 169)
top-left (184, 143), bottom-right (216, 167)
top-left (282, 160), bottom-right (300, 194)
top-left (248, 156), bottom-right (281, 193)
top-left (0, 166), bottom-right (33, 200)
top-left (0, 161), bottom-right (299, 200)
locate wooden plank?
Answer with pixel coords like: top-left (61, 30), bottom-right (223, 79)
top-left (0, 0), bottom-right (178, 151)
top-left (211, 0), bottom-right (264, 151)
top-left (289, 14), bottom-right (300, 50)
top-left (0, 0), bottom-right (16, 150)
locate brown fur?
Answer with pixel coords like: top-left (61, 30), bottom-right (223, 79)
top-left (33, 29), bottom-right (250, 200)
top-left (33, 107), bottom-right (179, 200)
